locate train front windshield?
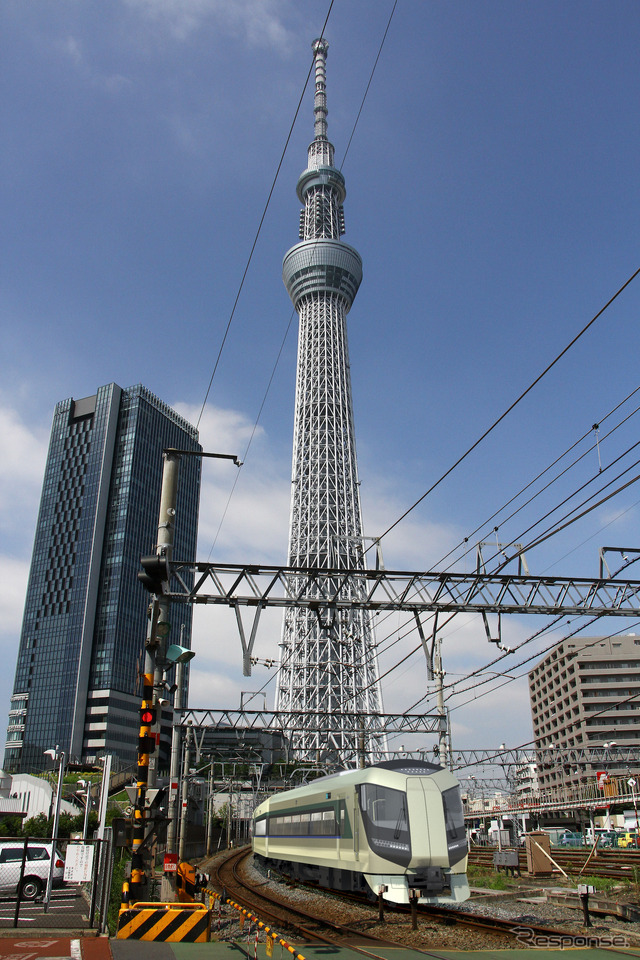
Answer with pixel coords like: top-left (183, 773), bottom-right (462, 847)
top-left (442, 785), bottom-right (468, 865)
top-left (358, 783), bottom-right (411, 866)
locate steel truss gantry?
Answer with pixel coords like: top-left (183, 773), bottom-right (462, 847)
top-left (162, 560), bottom-right (640, 764)
top-left (171, 708), bottom-right (442, 772)
top-left (176, 707), bottom-right (442, 735)
top-left (165, 560), bottom-right (640, 619)
top-left (449, 746), bottom-right (640, 770)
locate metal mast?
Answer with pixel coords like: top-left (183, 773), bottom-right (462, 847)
top-left (276, 38), bottom-right (386, 766)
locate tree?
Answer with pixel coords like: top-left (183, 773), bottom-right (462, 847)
top-left (0, 815), bottom-right (24, 837)
top-left (22, 813), bottom-right (51, 837)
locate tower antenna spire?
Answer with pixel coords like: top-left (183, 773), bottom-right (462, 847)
top-left (311, 37), bottom-right (330, 142)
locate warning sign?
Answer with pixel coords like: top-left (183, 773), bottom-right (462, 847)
top-left (64, 844), bottom-right (94, 882)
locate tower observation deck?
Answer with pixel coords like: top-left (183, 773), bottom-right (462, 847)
top-left (276, 38), bottom-right (386, 765)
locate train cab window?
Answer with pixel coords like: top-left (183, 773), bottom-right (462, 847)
top-left (357, 783), bottom-right (411, 867)
top-left (442, 786), bottom-right (468, 865)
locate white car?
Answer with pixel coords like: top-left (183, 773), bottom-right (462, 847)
top-left (0, 842), bottom-right (65, 900)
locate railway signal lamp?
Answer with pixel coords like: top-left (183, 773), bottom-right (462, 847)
top-left (139, 704), bottom-right (158, 756)
top-left (138, 554), bottom-right (170, 594)
top-left (141, 706), bottom-right (157, 725)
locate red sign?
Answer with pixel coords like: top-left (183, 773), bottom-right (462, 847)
top-left (163, 853), bottom-right (178, 873)
top-left (596, 771), bottom-right (609, 788)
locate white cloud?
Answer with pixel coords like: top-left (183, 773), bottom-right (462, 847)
top-left (0, 556), bottom-right (30, 643)
top-left (0, 403), bottom-right (48, 551)
top-left (0, 555), bottom-right (31, 719)
top-left (123, 0), bottom-right (295, 50)
top-left (172, 401), bottom-right (290, 561)
top-left (55, 35), bottom-right (83, 65)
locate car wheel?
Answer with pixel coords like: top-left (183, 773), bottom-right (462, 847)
top-left (20, 877), bottom-right (43, 901)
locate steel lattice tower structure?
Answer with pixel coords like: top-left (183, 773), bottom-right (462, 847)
top-left (275, 39), bottom-right (386, 766)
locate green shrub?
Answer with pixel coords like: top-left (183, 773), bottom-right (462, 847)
top-left (107, 852), bottom-right (131, 936)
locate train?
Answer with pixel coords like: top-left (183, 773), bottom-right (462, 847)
top-left (251, 759), bottom-right (469, 905)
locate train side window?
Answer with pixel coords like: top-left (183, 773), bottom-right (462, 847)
top-left (254, 819), bottom-right (266, 836)
top-left (265, 807), bottom-right (339, 837)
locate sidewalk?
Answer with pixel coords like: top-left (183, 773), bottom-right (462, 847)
top-left (0, 937), bottom-right (633, 960)
top-left (0, 938), bottom-right (111, 960)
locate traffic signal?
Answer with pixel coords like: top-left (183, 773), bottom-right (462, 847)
top-left (137, 554), bottom-right (170, 594)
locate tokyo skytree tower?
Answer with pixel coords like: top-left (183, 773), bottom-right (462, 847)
top-left (275, 38), bottom-right (386, 765)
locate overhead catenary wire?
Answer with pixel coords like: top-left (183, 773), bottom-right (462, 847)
top-left (445, 619), bottom-right (640, 718)
top-left (439, 387), bottom-right (640, 575)
top-left (370, 266), bottom-right (640, 551)
top-left (340, 392), bottom-right (640, 713)
top-left (355, 393), bottom-right (640, 683)
top-left (450, 685), bottom-right (640, 776)
top-left (382, 621), bottom-right (640, 754)
top-left (334, 457), bottom-right (640, 718)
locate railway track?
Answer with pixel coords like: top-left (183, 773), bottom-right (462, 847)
top-left (203, 846), bottom-right (605, 952)
top-left (205, 845), bottom-right (420, 951)
top-left (469, 846), bottom-right (640, 880)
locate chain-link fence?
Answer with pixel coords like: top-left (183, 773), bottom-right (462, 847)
top-left (0, 830), bottom-right (114, 931)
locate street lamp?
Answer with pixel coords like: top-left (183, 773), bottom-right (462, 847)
top-left (95, 755), bottom-right (112, 841)
top-left (76, 780), bottom-right (92, 839)
top-left (628, 778), bottom-right (638, 834)
top-left (43, 746), bottom-right (65, 911)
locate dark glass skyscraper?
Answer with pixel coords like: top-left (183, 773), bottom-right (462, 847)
top-left (4, 383), bottom-right (201, 772)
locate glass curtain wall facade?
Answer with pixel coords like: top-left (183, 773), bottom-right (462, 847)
top-left (5, 383), bottom-right (201, 772)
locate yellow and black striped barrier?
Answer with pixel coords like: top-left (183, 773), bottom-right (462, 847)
top-left (116, 901), bottom-right (211, 942)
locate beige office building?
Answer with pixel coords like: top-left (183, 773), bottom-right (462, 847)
top-left (529, 635), bottom-right (640, 791)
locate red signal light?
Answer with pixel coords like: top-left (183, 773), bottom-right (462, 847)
top-left (141, 708), bottom-right (155, 724)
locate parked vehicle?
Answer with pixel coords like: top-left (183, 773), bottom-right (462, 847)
top-left (598, 830), bottom-right (622, 848)
top-left (557, 830), bottom-right (584, 847)
top-left (0, 841), bottom-right (64, 900)
top-left (617, 832), bottom-right (640, 849)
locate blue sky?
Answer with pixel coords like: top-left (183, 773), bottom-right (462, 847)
top-left (2, 0), bottom-right (640, 763)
